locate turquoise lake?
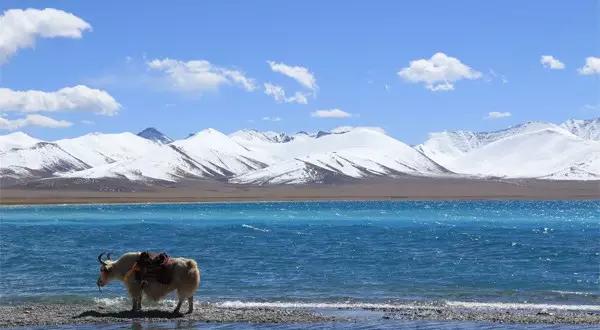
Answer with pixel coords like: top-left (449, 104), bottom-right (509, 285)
top-left (1, 200), bottom-right (599, 329)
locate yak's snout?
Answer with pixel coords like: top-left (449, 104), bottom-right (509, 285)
top-left (97, 277), bottom-right (106, 287)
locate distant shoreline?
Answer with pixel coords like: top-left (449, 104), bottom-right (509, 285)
top-left (1, 177), bottom-right (598, 205)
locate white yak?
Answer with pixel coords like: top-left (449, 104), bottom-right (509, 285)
top-left (96, 252), bottom-right (200, 314)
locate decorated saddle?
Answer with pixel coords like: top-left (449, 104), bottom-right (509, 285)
top-left (132, 251), bottom-right (174, 286)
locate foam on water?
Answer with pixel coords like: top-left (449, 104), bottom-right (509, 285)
top-left (241, 224), bottom-right (270, 232)
top-left (445, 301), bottom-right (600, 311)
top-left (94, 296), bottom-right (179, 308)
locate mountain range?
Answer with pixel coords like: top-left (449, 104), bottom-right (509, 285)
top-left (1, 118), bottom-right (599, 186)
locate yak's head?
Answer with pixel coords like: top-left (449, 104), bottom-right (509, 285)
top-left (96, 252), bottom-right (116, 287)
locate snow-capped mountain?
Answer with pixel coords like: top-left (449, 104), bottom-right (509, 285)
top-left (59, 144), bottom-right (221, 181)
top-left (448, 127), bottom-right (600, 178)
top-left (0, 142), bottom-right (90, 180)
top-left (0, 132), bottom-right (43, 153)
top-left (171, 128), bottom-right (268, 176)
top-left (1, 117), bottom-right (598, 185)
top-left (416, 121), bottom-right (565, 169)
top-left (417, 119), bottom-right (600, 180)
top-left (232, 127), bottom-right (449, 184)
top-left (230, 129), bottom-right (293, 144)
top-left (137, 127), bottom-right (174, 144)
top-left (55, 132), bottom-right (164, 167)
top-left (560, 118), bottom-right (600, 141)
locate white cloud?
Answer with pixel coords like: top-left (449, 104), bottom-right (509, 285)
top-left (267, 61), bottom-right (317, 91)
top-left (80, 119), bottom-right (94, 125)
top-left (261, 116), bottom-right (282, 122)
top-left (540, 55), bottom-right (565, 70)
top-left (147, 58), bottom-right (256, 93)
top-left (0, 114), bottom-right (72, 130)
top-left (488, 69), bottom-right (509, 84)
top-left (263, 83), bottom-right (309, 104)
top-left (578, 56), bottom-right (600, 75)
top-left (486, 111), bottom-right (512, 119)
top-left (582, 104), bottom-right (600, 113)
top-left (0, 8), bottom-right (91, 64)
top-left (311, 108), bottom-right (352, 118)
top-left (0, 85), bottom-right (120, 115)
top-left (397, 52), bottom-right (482, 91)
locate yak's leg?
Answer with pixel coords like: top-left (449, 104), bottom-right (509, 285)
top-left (131, 296), bottom-right (141, 312)
top-left (173, 298), bottom-right (184, 314)
top-left (186, 296), bottom-right (194, 314)
top-left (128, 283), bottom-right (143, 312)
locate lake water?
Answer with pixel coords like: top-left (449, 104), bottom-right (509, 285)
top-left (1, 200), bottom-right (598, 329)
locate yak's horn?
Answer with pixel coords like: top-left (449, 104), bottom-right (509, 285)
top-left (97, 252), bottom-right (107, 266)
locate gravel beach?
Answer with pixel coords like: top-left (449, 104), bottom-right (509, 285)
top-left (0, 301), bottom-right (598, 328)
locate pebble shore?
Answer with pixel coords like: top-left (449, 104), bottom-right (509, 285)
top-left (0, 301), bottom-right (598, 328)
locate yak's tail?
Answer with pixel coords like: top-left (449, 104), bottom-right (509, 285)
top-left (185, 259), bottom-right (201, 290)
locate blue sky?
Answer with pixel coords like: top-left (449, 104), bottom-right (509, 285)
top-left (0, 1), bottom-right (598, 144)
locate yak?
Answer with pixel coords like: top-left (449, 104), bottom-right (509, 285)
top-left (96, 252), bottom-right (200, 314)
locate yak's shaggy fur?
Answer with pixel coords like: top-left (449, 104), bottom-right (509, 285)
top-left (97, 252), bottom-right (200, 314)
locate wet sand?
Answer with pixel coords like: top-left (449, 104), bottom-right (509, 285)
top-left (1, 177), bottom-right (598, 205)
top-left (0, 301), bottom-right (598, 328)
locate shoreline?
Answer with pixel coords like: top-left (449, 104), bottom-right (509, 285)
top-left (1, 178), bottom-right (598, 205)
top-left (2, 197), bottom-right (600, 207)
top-left (0, 300), bottom-right (599, 327)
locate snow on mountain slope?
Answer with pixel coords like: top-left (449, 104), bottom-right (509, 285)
top-left (447, 128), bottom-right (600, 178)
top-left (137, 127), bottom-right (174, 144)
top-left (231, 158), bottom-right (347, 184)
top-left (55, 132), bottom-right (163, 167)
top-left (61, 144), bottom-right (222, 181)
top-left (0, 142), bottom-right (90, 178)
top-left (542, 156), bottom-right (600, 180)
top-left (171, 128), bottom-right (268, 176)
top-left (233, 127), bottom-right (450, 184)
top-left (415, 130), bottom-right (484, 169)
top-left (560, 118), bottom-right (600, 141)
top-left (0, 132), bottom-right (42, 153)
top-left (416, 121), bottom-right (570, 168)
top-left (230, 129), bottom-right (292, 144)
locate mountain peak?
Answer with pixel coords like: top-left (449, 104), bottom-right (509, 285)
top-left (137, 127), bottom-right (173, 144)
top-left (560, 117), bottom-right (600, 141)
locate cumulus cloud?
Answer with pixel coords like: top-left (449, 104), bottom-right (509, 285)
top-left (261, 116), bottom-right (282, 122)
top-left (540, 55), bottom-right (565, 70)
top-left (0, 114), bottom-right (72, 130)
top-left (311, 108), bottom-right (352, 118)
top-left (0, 8), bottom-right (91, 64)
top-left (147, 58), bottom-right (256, 93)
top-left (267, 61), bottom-right (317, 91)
top-left (397, 52), bottom-right (482, 91)
top-left (263, 83), bottom-right (309, 104)
top-left (486, 111), bottom-right (512, 119)
top-left (0, 85), bottom-right (120, 116)
top-left (578, 56), bottom-right (600, 75)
